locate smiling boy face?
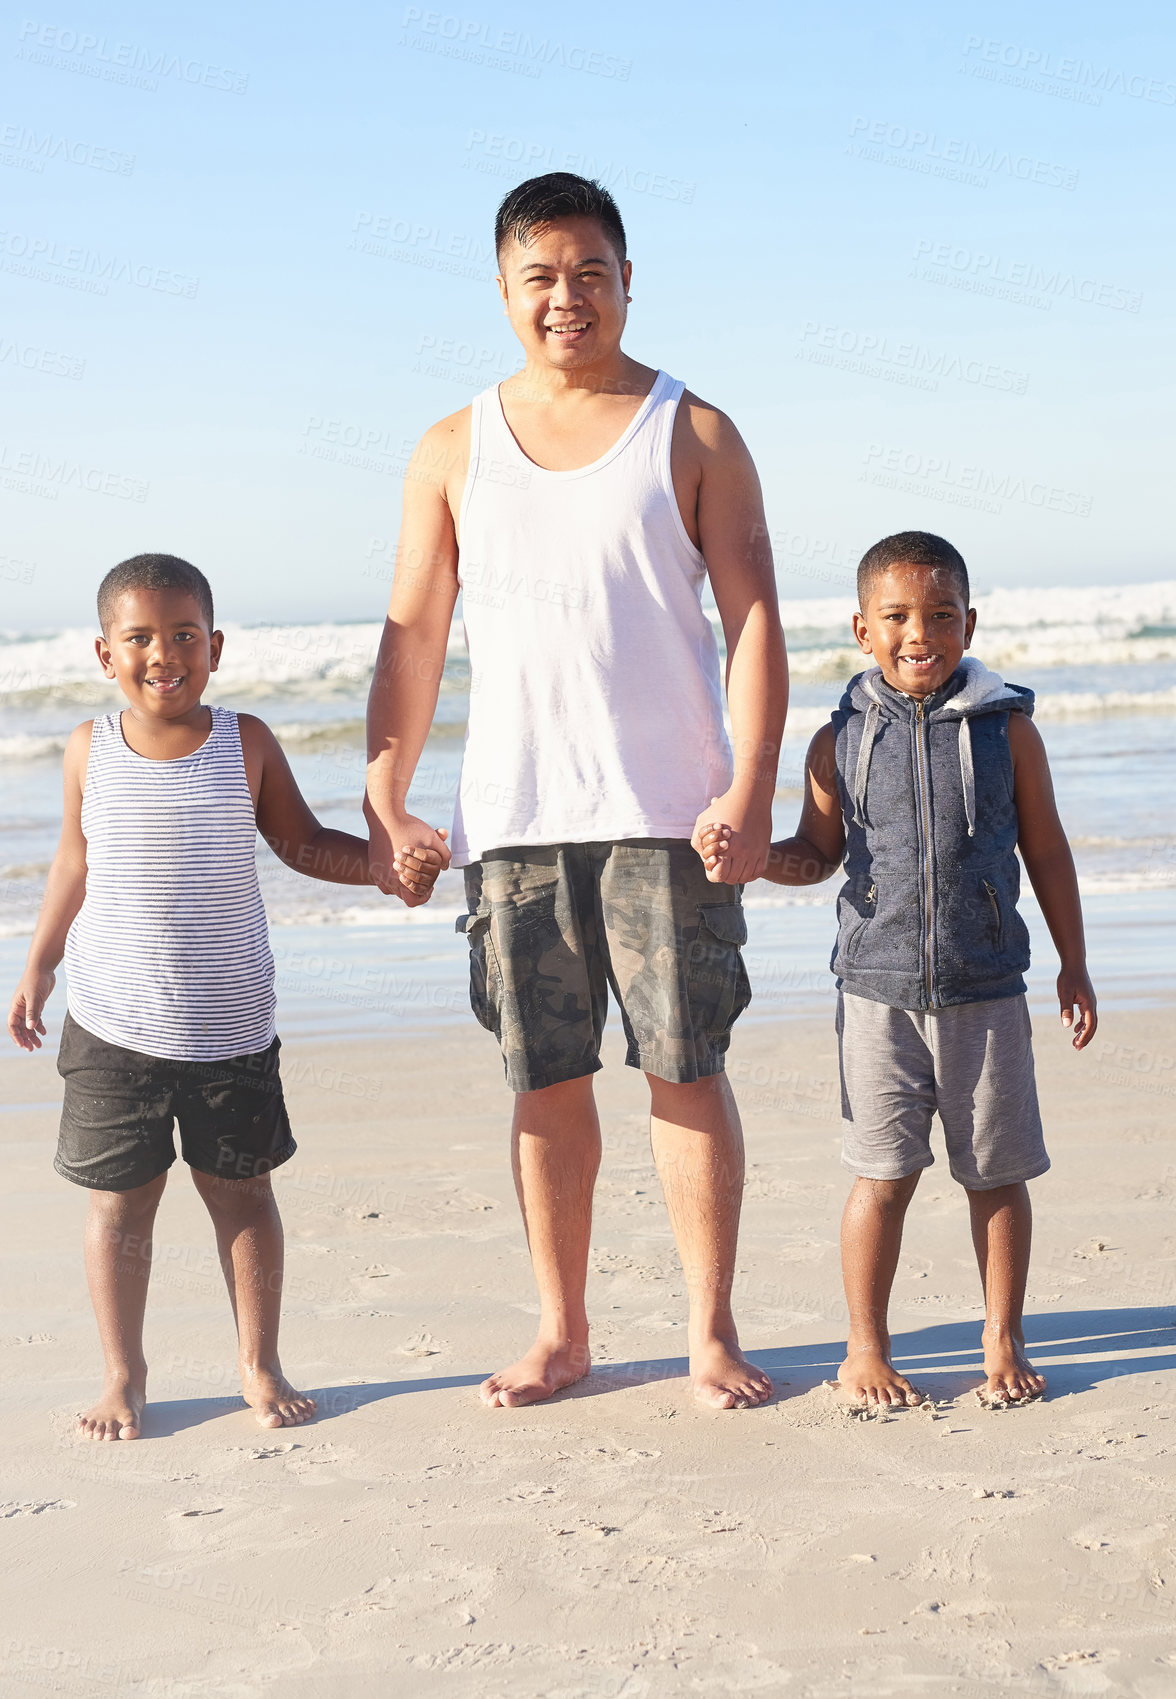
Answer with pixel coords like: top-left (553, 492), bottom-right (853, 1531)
top-left (96, 587), bottom-right (223, 723)
top-left (851, 561), bottom-right (977, 698)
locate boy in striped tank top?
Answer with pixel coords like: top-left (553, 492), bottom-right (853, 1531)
top-left (7, 555), bottom-right (442, 1441)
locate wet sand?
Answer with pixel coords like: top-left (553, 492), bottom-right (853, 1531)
top-left (2, 1005), bottom-right (1175, 1696)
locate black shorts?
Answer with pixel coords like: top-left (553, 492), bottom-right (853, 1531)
top-left (55, 1012), bottom-right (296, 1192)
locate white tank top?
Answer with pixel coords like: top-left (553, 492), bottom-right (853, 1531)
top-left (64, 707), bottom-right (276, 1060)
top-left (451, 370), bottom-right (733, 866)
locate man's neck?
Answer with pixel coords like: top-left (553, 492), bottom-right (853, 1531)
top-left (506, 351), bottom-right (654, 404)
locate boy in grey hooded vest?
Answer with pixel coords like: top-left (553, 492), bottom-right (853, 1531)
top-left (703, 532), bottom-right (1097, 1408)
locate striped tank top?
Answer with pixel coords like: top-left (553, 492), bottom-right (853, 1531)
top-left (64, 706), bottom-right (276, 1061)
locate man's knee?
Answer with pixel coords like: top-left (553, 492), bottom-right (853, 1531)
top-left (851, 1171), bottom-right (923, 1211)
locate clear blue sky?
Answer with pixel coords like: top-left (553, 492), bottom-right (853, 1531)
top-left (2, 0), bottom-right (1173, 628)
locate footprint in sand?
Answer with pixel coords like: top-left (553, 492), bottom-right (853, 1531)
top-left (400, 1328), bottom-right (444, 1357)
top-left (2, 1499), bottom-right (75, 1517)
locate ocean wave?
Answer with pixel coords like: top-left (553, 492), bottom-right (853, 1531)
top-left (0, 734), bottom-right (70, 762)
top-left (1034, 685), bottom-right (1176, 720)
top-left (2, 579), bottom-right (1174, 708)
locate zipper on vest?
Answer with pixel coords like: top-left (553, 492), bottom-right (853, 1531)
top-left (982, 878), bottom-right (1003, 948)
top-left (913, 700), bottom-right (936, 1007)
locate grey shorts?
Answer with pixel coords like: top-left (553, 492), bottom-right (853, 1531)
top-left (458, 840), bottom-right (751, 1093)
top-left (836, 990), bottom-right (1049, 1190)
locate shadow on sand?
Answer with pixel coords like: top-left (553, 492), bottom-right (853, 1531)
top-left (131, 1306), bottom-right (1175, 1433)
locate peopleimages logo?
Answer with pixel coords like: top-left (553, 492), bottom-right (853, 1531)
top-left (861, 443), bottom-right (1092, 519)
top-left (960, 35), bottom-right (1176, 106)
top-left (15, 19), bottom-right (249, 93)
top-left (398, 8), bottom-right (631, 80)
top-left (912, 239), bottom-right (1142, 315)
top-left (847, 117), bottom-right (1078, 190)
top-left (0, 124), bottom-right (134, 175)
top-left (0, 229), bottom-right (198, 297)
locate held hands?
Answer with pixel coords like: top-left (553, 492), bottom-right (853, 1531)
top-left (1058, 964), bottom-right (1098, 1050)
top-left (393, 830), bottom-right (449, 901)
top-left (366, 801), bottom-right (451, 907)
top-left (7, 968), bottom-right (55, 1052)
top-left (691, 794), bottom-right (771, 884)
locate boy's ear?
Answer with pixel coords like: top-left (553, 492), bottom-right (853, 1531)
top-left (94, 635), bottom-right (117, 679)
top-left (851, 611), bottom-right (873, 654)
top-left (209, 628), bottom-right (225, 672)
top-left (964, 607), bottom-right (977, 649)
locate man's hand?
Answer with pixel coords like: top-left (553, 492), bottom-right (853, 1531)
top-left (1058, 963), bottom-right (1097, 1050)
top-left (8, 968), bottom-right (55, 1051)
top-left (393, 830), bottom-right (449, 901)
top-left (691, 793), bottom-right (771, 884)
top-left (366, 801), bottom-right (451, 907)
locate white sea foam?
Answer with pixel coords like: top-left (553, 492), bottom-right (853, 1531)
top-left (2, 579), bottom-right (1174, 707)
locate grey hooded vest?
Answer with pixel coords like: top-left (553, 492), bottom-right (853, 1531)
top-left (830, 658), bottom-right (1035, 1010)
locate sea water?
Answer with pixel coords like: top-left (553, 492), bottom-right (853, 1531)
top-left (2, 581), bottom-right (1174, 1041)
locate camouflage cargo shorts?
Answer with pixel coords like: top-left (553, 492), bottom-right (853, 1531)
top-left (456, 839), bottom-right (752, 1093)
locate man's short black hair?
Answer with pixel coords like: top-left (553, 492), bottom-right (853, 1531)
top-left (97, 554), bottom-right (214, 634)
top-left (495, 172), bottom-right (627, 266)
top-left (857, 531), bottom-right (970, 611)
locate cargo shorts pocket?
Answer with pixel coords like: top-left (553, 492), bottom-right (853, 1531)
top-left (688, 903), bottom-right (752, 1037)
top-left (456, 910), bottom-right (501, 1034)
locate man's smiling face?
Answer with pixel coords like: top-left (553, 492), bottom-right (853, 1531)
top-left (96, 587), bottom-right (222, 721)
top-left (852, 562), bottom-right (977, 698)
top-left (496, 215), bottom-right (631, 371)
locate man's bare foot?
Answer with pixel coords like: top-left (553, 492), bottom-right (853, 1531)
top-left (480, 1338), bottom-right (590, 1408)
top-left (691, 1337), bottom-right (772, 1409)
top-left (838, 1346), bottom-right (925, 1408)
top-left (77, 1372), bottom-right (147, 1441)
top-left (980, 1331), bottom-right (1046, 1403)
top-left (240, 1362), bottom-right (317, 1428)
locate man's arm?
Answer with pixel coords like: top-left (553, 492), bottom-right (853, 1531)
top-left (8, 724), bottom-right (90, 1050)
top-left (702, 725), bottom-right (844, 885)
top-left (677, 397), bottom-right (788, 884)
top-left (1009, 713), bottom-right (1097, 1049)
top-left (364, 412), bottom-right (464, 903)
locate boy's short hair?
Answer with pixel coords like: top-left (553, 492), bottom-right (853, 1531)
top-left (495, 172), bottom-right (627, 265)
top-left (857, 532), bottom-right (970, 611)
top-left (97, 554), bottom-right (214, 634)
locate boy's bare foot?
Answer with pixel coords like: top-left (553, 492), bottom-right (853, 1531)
top-left (691, 1337), bottom-right (772, 1409)
top-left (240, 1363), bottom-right (317, 1427)
top-left (480, 1338), bottom-right (591, 1407)
top-left (980, 1332), bottom-right (1046, 1403)
top-left (838, 1346), bottom-right (925, 1408)
top-left (77, 1372), bottom-right (147, 1441)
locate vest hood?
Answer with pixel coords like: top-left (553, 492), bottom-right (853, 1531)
top-left (842, 657), bottom-right (1034, 839)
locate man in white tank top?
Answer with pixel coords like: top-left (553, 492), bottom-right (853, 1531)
top-left (366, 174), bottom-right (788, 1410)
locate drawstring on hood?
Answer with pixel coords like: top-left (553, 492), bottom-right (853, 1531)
top-left (849, 657), bottom-right (1031, 837)
top-left (958, 718), bottom-right (976, 837)
top-left (852, 699), bottom-right (881, 827)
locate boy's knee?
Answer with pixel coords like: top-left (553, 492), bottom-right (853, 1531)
top-left (88, 1174), bottom-right (167, 1223)
top-left (193, 1168), bottom-right (274, 1216)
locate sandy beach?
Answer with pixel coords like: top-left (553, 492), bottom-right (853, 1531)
top-left (3, 1002), bottom-right (1175, 1697)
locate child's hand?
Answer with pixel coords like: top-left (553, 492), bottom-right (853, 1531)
top-left (8, 969), bottom-right (55, 1052)
top-left (699, 821), bottom-right (733, 876)
top-left (392, 829), bottom-right (448, 902)
top-left (1058, 964), bottom-right (1097, 1050)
